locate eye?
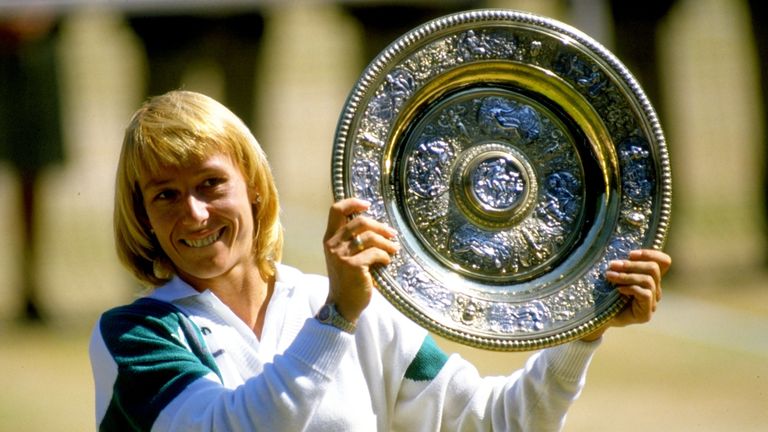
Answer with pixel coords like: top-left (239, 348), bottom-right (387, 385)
top-left (200, 176), bottom-right (228, 194)
top-left (153, 189), bottom-right (178, 202)
top-left (201, 177), bottom-right (226, 188)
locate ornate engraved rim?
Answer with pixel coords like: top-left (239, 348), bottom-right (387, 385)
top-left (332, 9), bottom-right (672, 351)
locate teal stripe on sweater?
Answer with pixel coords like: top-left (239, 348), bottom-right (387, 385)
top-left (405, 334), bottom-right (449, 381)
top-left (98, 298), bottom-right (220, 431)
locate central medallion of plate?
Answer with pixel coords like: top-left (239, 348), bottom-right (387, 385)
top-left (468, 152), bottom-right (528, 212)
top-left (400, 88), bottom-right (586, 283)
top-left (455, 143), bottom-right (535, 227)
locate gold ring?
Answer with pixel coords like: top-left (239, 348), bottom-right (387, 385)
top-left (352, 235), bottom-right (365, 252)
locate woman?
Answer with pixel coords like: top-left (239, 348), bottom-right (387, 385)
top-left (90, 90), bottom-right (671, 431)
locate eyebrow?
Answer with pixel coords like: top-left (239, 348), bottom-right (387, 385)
top-left (140, 164), bottom-right (230, 192)
top-left (141, 177), bottom-right (173, 192)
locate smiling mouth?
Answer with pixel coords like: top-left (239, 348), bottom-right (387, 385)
top-left (181, 229), bottom-right (224, 248)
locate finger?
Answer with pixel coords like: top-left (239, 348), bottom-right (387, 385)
top-left (609, 259), bottom-right (661, 289)
top-left (325, 198), bottom-right (371, 240)
top-left (616, 284), bottom-right (656, 320)
top-left (610, 254), bottom-right (664, 302)
top-left (606, 269), bottom-right (660, 307)
top-left (605, 270), bottom-right (656, 292)
top-left (629, 249), bottom-right (672, 276)
top-left (349, 245), bottom-right (396, 268)
top-left (351, 230), bottom-right (400, 256)
top-left (341, 216), bottom-right (398, 247)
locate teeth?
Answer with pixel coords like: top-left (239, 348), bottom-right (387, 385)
top-left (183, 230), bottom-right (222, 248)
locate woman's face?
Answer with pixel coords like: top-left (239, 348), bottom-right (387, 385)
top-left (140, 153), bottom-right (256, 287)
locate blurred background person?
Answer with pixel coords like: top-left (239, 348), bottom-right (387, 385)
top-left (747, 0), bottom-right (768, 264)
top-left (342, 0), bottom-right (484, 66)
top-left (127, 10), bottom-right (266, 131)
top-left (0, 10), bottom-right (64, 323)
top-left (607, 0), bottom-right (676, 124)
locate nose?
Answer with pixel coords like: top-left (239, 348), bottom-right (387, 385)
top-left (183, 194), bottom-right (209, 224)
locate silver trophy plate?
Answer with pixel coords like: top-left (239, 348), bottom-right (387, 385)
top-left (332, 9), bottom-right (671, 351)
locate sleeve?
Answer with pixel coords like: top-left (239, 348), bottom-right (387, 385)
top-left (90, 303), bottom-right (355, 432)
top-left (393, 337), bottom-right (600, 432)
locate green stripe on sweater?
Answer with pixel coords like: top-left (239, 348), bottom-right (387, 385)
top-left (405, 334), bottom-right (449, 381)
top-left (99, 298), bottom-right (220, 431)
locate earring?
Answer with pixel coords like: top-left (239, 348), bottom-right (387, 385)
top-left (153, 258), bottom-right (172, 280)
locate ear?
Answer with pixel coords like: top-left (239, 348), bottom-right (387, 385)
top-left (248, 184), bottom-right (261, 205)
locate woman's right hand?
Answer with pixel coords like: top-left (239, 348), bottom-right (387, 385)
top-left (323, 198), bottom-right (399, 324)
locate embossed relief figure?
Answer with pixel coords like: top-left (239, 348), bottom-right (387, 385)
top-left (90, 90), bottom-right (670, 431)
top-left (543, 171), bottom-right (581, 224)
top-left (477, 96), bottom-right (541, 144)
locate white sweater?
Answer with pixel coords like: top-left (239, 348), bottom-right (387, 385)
top-left (89, 264), bottom-right (599, 431)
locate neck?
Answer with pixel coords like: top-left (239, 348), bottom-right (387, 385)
top-left (184, 265), bottom-right (275, 339)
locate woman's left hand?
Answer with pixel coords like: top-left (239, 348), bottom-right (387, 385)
top-left (323, 198), bottom-right (400, 325)
top-left (581, 249), bottom-right (672, 342)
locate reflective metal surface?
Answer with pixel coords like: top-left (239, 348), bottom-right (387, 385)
top-left (332, 9), bottom-right (672, 351)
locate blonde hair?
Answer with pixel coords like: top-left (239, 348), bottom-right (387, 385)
top-left (114, 90), bottom-right (283, 287)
